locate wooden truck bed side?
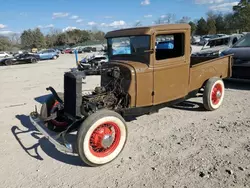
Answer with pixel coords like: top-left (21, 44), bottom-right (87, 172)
top-left (189, 55), bottom-right (232, 92)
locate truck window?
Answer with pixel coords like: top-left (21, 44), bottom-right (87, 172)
top-left (107, 35), bottom-right (151, 64)
top-left (155, 33), bottom-right (185, 60)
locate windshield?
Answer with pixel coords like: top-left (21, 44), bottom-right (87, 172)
top-left (233, 34), bottom-right (250, 47)
top-left (107, 35), bottom-right (151, 64)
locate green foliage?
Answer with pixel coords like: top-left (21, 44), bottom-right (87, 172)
top-left (215, 14), bottom-right (226, 33)
top-left (20, 28), bottom-right (105, 50)
top-left (207, 18), bottom-right (216, 34)
top-left (233, 0), bottom-right (250, 32)
top-left (0, 36), bottom-right (12, 51)
top-left (189, 21), bottom-right (197, 35)
top-left (20, 28), bottom-right (45, 49)
top-left (196, 17), bottom-right (208, 35)
top-left (33, 28), bottom-right (46, 48)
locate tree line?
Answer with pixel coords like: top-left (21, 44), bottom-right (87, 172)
top-left (0, 0), bottom-right (249, 51)
top-left (20, 28), bottom-right (105, 50)
top-left (154, 0), bottom-right (250, 36)
top-left (189, 0), bottom-right (250, 35)
top-left (0, 28), bottom-right (105, 51)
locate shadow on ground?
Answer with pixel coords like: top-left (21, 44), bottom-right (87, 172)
top-left (171, 101), bottom-right (205, 112)
top-left (11, 114), bottom-right (86, 167)
top-left (224, 79), bottom-right (250, 91)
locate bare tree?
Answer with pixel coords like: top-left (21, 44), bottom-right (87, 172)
top-left (177, 16), bottom-right (191, 23)
top-left (134, 21), bottom-right (142, 27)
top-left (154, 13), bottom-right (176, 24)
top-left (9, 33), bottom-right (21, 45)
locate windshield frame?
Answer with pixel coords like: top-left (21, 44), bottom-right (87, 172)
top-left (107, 35), bottom-right (151, 64)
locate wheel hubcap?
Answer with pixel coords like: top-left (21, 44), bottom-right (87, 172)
top-left (102, 135), bottom-right (114, 148)
top-left (211, 83), bottom-right (223, 105)
top-left (89, 122), bottom-right (121, 157)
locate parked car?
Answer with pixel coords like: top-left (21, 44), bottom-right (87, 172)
top-left (198, 35), bottom-right (217, 45)
top-left (37, 49), bottom-right (59, 60)
top-left (215, 34), bottom-right (228, 38)
top-left (52, 49), bottom-right (61, 55)
top-left (62, 48), bottom-right (72, 54)
top-left (77, 48), bottom-right (83, 53)
top-left (0, 52), bottom-right (11, 58)
top-left (221, 33), bottom-right (250, 80)
top-left (78, 54), bottom-right (108, 75)
top-left (82, 47), bottom-right (93, 53)
top-left (191, 35), bottom-right (201, 45)
top-left (30, 23), bottom-right (232, 167)
top-left (192, 34), bottom-right (243, 57)
top-left (0, 52), bottom-right (39, 66)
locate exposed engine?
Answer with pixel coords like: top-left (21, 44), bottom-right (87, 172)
top-left (81, 66), bottom-right (129, 116)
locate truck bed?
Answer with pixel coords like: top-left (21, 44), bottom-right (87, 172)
top-left (191, 56), bottom-right (218, 67)
top-left (189, 55), bottom-right (232, 92)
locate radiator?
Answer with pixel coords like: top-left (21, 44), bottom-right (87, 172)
top-left (64, 70), bottom-right (85, 118)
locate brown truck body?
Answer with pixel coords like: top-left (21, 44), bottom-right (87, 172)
top-left (29, 23), bottom-right (233, 166)
top-left (103, 24), bottom-right (232, 109)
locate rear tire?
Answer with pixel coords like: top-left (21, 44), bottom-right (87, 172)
top-left (203, 77), bottom-right (225, 111)
top-left (77, 109), bottom-right (127, 167)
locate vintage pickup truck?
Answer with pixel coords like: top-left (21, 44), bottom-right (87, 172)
top-left (30, 24), bottom-right (232, 167)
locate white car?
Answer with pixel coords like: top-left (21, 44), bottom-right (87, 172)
top-left (0, 52), bottom-right (11, 58)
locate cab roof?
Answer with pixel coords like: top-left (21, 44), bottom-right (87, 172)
top-left (105, 23), bottom-right (190, 38)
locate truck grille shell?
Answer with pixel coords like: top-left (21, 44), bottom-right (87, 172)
top-left (64, 71), bottom-right (85, 118)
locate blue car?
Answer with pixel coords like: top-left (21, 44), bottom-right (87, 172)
top-left (37, 49), bottom-right (59, 60)
top-left (156, 40), bottom-right (174, 49)
top-left (113, 46), bottom-right (131, 55)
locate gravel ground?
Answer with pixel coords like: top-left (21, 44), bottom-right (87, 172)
top-left (0, 54), bottom-right (250, 188)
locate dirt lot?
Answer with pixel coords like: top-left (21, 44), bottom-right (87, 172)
top-left (0, 54), bottom-right (250, 188)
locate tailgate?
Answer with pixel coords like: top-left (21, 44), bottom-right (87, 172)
top-left (189, 55), bottom-right (232, 91)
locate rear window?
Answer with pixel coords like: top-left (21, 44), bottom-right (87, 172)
top-left (155, 33), bottom-right (185, 60)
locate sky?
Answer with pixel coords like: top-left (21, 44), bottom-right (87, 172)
top-left (0, 0), bottom-right (240, 35)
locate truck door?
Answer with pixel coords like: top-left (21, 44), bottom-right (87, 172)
top-left (153, 31), bottom-right (190, 105)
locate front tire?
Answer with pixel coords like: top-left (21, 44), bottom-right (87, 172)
top-left (52, 55), bottom-right (57, 60)
top-left (203, 77), bottom-right (225, 111)
top-left (77, 109), bottom-right (127, 167)
top-left (4, 59), bottom-right (13, 66)
top-left (31, 58), bottom-right (37, 63)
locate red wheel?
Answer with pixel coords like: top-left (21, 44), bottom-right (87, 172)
top-left (203, 78), bottom-right (225, 111)
top-left (211, 83), bottom-right (223, 105)
top-left (89, 121), bottom-right (121, 157)
top-left (77, 109), bottom-right (127, 166)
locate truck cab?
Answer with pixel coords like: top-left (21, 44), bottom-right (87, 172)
top-left (104, 24), bottom-right (232, 109)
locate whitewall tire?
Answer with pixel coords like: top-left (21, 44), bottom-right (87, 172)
top-left (77, 109), bottom-right (127, 166)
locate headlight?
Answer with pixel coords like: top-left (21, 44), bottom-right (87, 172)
top-left (211, 51), bottom-right (221, 56)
